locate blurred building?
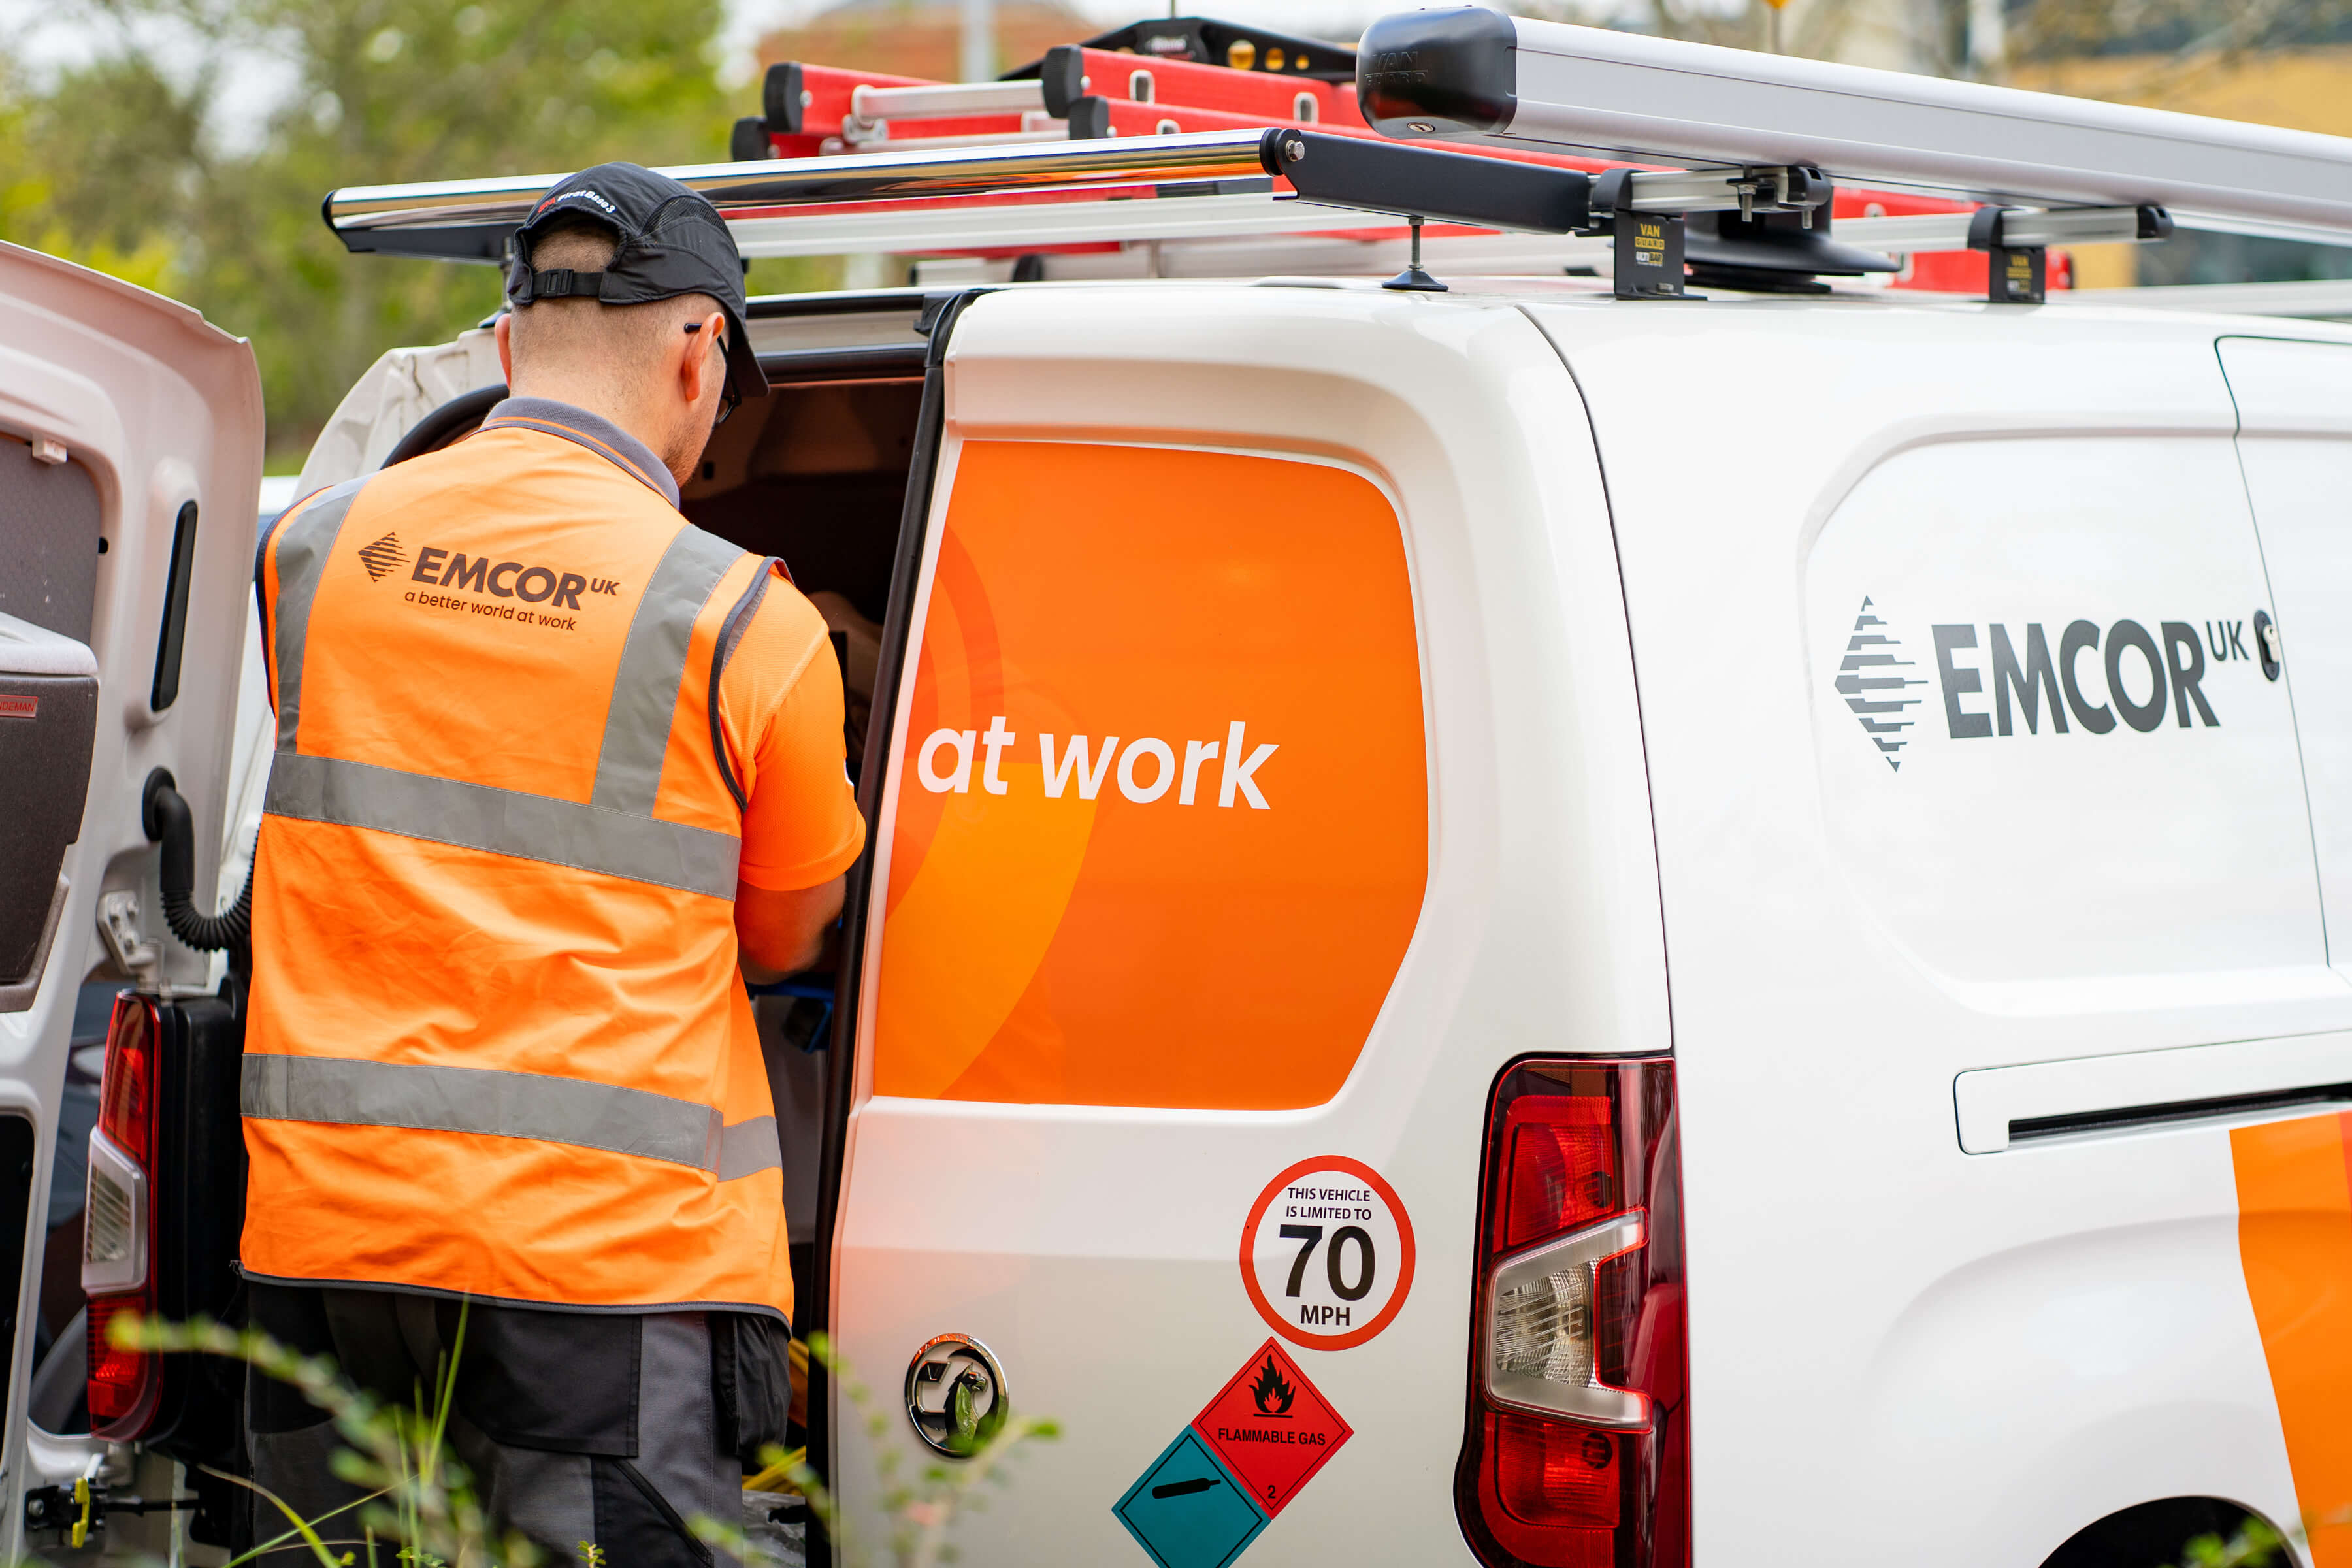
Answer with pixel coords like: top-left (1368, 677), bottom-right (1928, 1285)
top-left (2011, 44), bottom-right (2352, 286)
top-left (755, 0), bottom-right (1097, 83)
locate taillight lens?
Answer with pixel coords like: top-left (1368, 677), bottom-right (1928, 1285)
top-left (85, 992), bottom-right (161, 1437)
top-left (1458, 1058), bottom-right (1688, 1568)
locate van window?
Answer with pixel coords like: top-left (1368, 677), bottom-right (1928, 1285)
top-left (0, 438), bottom-right (101, 643)
top-left (1805, 434), bottom-right (2319, 994)
top-left (870, 441), bottom-right (1428, 1109)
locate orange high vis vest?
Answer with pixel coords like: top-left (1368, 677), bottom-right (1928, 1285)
top-left (244, 408), bottom-right (792, 1322)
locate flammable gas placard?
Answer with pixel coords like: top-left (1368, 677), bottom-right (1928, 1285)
top-left (1190, 1339), bottom-right (1353, 1517)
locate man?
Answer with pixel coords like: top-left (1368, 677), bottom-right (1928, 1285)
top-left (242, 163), bottom-right (864, 1563)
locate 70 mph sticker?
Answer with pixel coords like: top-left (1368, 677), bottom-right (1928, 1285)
top-left (1239, 1156), bottom-right (1415, 1351)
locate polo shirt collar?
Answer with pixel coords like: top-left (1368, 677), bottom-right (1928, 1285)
top-left (478, 396), bottom-right (681, 508)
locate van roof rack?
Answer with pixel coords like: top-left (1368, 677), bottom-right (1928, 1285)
top-left (1358, 7), bottom-right (2352, 245)
top-left (324, 7), bottom-right (2352, 304)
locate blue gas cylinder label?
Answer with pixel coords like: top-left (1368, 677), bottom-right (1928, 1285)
top-left (1111, 1427), bottom-right (1269, 1568)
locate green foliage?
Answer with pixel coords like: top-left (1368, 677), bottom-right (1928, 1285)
top-left (112, 1307), bottom-right (543, 1568)
top-left (693, 1330), bottom-right (1060, 1568)
top-left (0, 0), bottom-right (783, 466)
top-left (112, 1313), bottom-right (1052, 1568)
top-left (2174, 1516), bottom-right (2289, 1567)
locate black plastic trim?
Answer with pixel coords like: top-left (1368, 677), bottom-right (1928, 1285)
top-left (744, 287), bottom-right (947, 320)
top-left (730, 116), bottom-right (774, 163)
top-left (149, 501), bottom-right (200, 711)
top-left (2011, 1083), bottom-right (2352, 1144)
top-left (762, 343), bottom-right (928, 376)
top-left (1358, 7), bottom-right (1518, 137)
top-left (1066, 94), bottom-right (1112, 140)
top-left (763, 62), bottom-right (806, 136)
top-left (1686, 208), bottom-right (1899, 282)
top-left (1041, 44), bottom-right (1084, 118)
top-left (1263, 127), bottom-right (1586, 234)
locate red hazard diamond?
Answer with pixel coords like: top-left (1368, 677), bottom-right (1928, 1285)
top-left (1190, 1339), bottom-right (1352, 1517)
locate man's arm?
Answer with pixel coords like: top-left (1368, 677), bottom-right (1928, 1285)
top-left (736, 874), bottom-right (847, 982)
top-left (725, 574), bottom-right (868, 982)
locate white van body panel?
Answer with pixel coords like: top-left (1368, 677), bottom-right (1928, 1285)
top-left (1526, 298), bottom-right (2352, 1563)
top-left (2219, 335), bottom-right (2352, 983)
top-left (0, 240), bottom-right (261, 1529)
top-left (830, 283), bottom-right (1667, 1565)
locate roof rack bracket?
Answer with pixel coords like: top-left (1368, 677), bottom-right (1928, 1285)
top-left (1968, 207), bottom-right (2044, 303)
top-left (1590, 165), bottom-right (1844, 297)
top-left (1382, 214), bottom-right (1450, 293)
top-left (1594, 163), bottom-right (1833, 225)
top-left (1964, 203), bottom-right (2174, 303)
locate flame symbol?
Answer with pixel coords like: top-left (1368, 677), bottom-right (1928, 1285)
top-left (1249, 1356), bottom-right (1294, 1416)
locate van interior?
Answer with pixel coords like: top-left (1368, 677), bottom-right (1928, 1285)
top-left (681, 363), bottom-right (926, 1321)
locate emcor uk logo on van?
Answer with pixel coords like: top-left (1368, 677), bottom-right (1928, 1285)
top-left (1837, 595), bottom-right (2281, 771)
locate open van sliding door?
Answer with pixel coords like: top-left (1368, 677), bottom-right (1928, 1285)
top-left (0, 244), bottom-right (261, 1546)
top-left (819, 286), bottom-right (1667, 1565)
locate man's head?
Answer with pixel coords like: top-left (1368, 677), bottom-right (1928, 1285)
top-left (493, 163), bottom-right (768, 487)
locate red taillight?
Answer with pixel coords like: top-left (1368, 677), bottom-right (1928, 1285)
top-left (97, 994), bottom-right (157, 1164)
top-left (86, 1295), bottom-right (156, 1429)
top-left (85, 992), bottom-right (161, 1437)
top-left (1499, 1095), bottom-right (1618, 1250)
top-left (1458, 1058), bottom-right (1689, 1568)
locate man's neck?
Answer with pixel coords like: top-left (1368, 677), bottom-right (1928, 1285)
top-left (507, 376), bottom-right (695, 487)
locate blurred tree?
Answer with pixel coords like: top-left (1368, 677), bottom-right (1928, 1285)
top-left (0, 0), bottom-right (819, 465)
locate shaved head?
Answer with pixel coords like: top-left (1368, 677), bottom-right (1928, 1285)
top-left (505, 216), bottom-right (722, 396)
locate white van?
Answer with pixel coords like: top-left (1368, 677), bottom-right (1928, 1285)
top-left (12, 18), bottom-right (2352, 1568)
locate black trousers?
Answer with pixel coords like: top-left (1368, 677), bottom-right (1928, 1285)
top-left (244, 1283), bottom-right (738, 1568)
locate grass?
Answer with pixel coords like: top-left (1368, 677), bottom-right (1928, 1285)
top-left (108, 1315), bottom-right (1056, 1568)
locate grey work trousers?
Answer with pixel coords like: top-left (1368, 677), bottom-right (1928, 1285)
top-left (244, 1283), bottom-right (738, 1568)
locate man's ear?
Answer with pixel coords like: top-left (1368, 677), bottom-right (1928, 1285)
top-left (493, 312), bottom-right (515, 386)
top-left (681, 309), bottom-right (727, 408)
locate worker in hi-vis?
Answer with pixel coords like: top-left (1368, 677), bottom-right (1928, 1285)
top-left (241, 163), bottom-right (864, 1563)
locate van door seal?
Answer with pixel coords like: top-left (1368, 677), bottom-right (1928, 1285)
top-left (804, 288), bottom-right (993, 1563)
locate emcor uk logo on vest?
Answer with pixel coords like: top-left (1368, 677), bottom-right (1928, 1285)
top-left (361, 532), bottom-right (625, 632)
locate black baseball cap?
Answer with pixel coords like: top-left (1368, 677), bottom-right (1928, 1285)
top-left (505, 162), bottom-right (770, 403)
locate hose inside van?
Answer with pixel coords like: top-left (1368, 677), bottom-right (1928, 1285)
top-left (142, 769), bottom-right (253, 953)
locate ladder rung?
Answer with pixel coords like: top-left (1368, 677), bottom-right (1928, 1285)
top-left (849, 80), bottom-right (1047, 122)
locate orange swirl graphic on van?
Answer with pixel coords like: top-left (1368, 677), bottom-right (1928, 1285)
top-left (2234, 1111), bottom-right (2352, 1562)
top-left (872, 441), bottom-right (1429, 1109)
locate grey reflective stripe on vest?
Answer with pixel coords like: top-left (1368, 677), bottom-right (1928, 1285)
top-left (263, 504), bottom-right (748, 896)
top-left (265, 752), bottom-right (740, 898)
top-left (269, 479), bottom-right (368, 751)
top-left (242, 1055), bottom-right (783, 1179)
top-left (717, 1115), bottom-right (781, 1183)
top-left (593, 528), bottom-right (743, 815)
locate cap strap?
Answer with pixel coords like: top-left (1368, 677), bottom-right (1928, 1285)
top-left (530, 268), bottom-right (608, 300)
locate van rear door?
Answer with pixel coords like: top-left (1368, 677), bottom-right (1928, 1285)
top-left (821, 284), bottom-right (1666, 1564)
top-left (0, 242), bottom-right (261, 1524)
